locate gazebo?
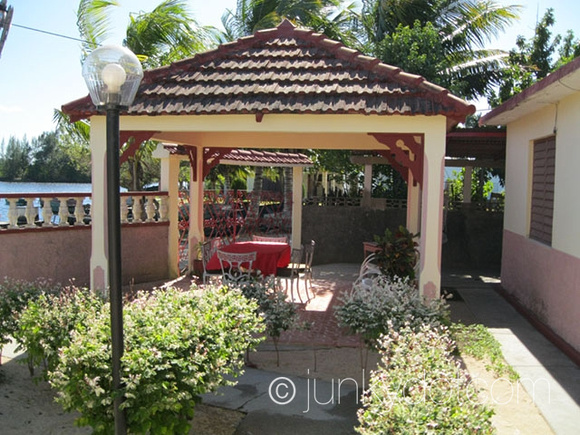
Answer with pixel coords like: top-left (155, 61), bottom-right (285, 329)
top-left (62, 20), bottom-right (475, 298)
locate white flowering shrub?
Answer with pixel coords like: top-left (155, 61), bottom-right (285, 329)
top-left (357, 323), bottom-right (494, 434)
top-left (334, 274), bottom-right (448, 349)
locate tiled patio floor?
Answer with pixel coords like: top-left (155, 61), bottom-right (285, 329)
top-left (131, 263), bottom-right (364, 348)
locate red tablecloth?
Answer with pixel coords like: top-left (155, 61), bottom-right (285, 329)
top-left (206, 241), bottom-right (291, 276)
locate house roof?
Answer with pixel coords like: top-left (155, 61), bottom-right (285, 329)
top-left (62, 20), bottom-right (474, 127)
top-left (480, 56), bottom-right (580, 126)
top-left (165, 145), bottom-right (313, 167)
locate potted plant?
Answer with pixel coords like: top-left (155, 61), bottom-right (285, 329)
top-left (373, 225), bottom-right (419, 280)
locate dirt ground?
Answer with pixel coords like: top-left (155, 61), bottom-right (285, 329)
top-left (0, 345), bottom-right (553, 434)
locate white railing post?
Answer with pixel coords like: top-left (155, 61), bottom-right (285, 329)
top-left (121, 196), bottom-right (130, 223)
top-left (58, 198), bottom-right (69, 226)
top-left (146, 196), bottom-right (156, 222)
top-left (75, 196), bottom-right (86, 225)
top-left (25, 199), bottom-right (36, 227)
top-left (7, 199), bottom-right (18, 228)
top-left (41, 197), bottom-right (52, 225)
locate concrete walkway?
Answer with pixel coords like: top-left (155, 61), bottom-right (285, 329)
top-left (200, 266), bottom-right (580, 434)
top-left (443, 270), bottom-right (580, 435)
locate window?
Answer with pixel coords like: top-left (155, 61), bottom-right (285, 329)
top-left (530, 136), bottom-right (555, 245)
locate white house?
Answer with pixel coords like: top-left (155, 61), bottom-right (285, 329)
top-left (480, 56), bottom-right (580, 354)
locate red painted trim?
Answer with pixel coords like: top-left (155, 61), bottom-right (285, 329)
top-left (446, 131), bottom-right (506, 138)
top-left (203, 148), bottom-right (234, 179)
top-left (119, 131), bottom-right (158, 164)
top-left (0, 221), bottom-right (169, 234)
top-left (494, 284), bottom-right (580, 368)
top-left (0, 225), bottom-right (91, 234)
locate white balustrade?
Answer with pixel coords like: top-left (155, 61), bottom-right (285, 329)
top-left (7, 199), bottom-right (19, 229)
top-left (121, 197), bottom-right (130, 223)
top-left (75, 197), bottom-right (85, 225)
top-left (41, 197), bottom-right (51, 225)
top-left (0, 192), bottom-right (169, 230)
top-left (146, 197), bottom-right (156, 222)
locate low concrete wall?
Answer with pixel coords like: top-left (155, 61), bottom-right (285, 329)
top-left (301, 206), bottom-right (406, 264)
top-left (0, 224), bottom-right (170, 287)
top-left (302, 205), bottom-right (503, 272)
top-left (0, 206), bottom-right (502, 286)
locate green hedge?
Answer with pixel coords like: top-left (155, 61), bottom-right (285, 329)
top-left (357, 323), bottom-right (494, 434)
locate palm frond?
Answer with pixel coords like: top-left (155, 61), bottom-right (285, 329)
top-left (76, 0), bottom-right (119, 56)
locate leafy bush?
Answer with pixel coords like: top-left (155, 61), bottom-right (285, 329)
top-left (14, 286), bottom-right (103, 378)
top-left (238, 275), bottom-right (306, 365)
top-left (357, 323), bottom-right (494, 434)
top-left (49, 285), bottom-right (264, 434)
top-left (335, 275), bottom-right (448, 350)
top-left (0, 277), bottom-right (61, 364)
top-left (373, 225), bottom-right (419, 280)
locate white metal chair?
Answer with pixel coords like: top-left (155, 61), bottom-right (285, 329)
top-left (217, 249), bottom-right (257, 286)
top-left (354, 253), bottom-right (382, 289)
top-left (252, 234), bottom-right (288, 243)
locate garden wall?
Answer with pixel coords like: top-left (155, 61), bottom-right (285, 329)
top-left (301, 205), bottom-right (503, 272)
top-left (0, 224), bottom-right (170, 287)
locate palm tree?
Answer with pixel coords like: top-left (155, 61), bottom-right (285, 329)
top-left (360, 0), bottom-right (521, 99)
top-left (66, 0), bottom-right (217, 189)
top-left (221, 0), bottom-right (359, 44)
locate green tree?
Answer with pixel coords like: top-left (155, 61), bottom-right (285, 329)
top-left (71, 0), bottom-right (218, 190)
top-left (0, 136), bottom-right (31, 181)
top-left (488, 8), bottom-right (579, 107)
top-left (221, 0), bottom-right (353, 41)
top-left (361, 0), bottom-right (521, 100)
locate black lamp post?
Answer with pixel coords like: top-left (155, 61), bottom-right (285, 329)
top-left (82, 45), bottom-right (143, 435)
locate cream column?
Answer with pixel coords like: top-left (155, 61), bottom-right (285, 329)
top-left (291, 166), bottom-right (303, 249)
top-left (419, 124), bottom-right (446, 299)
top-left (406, 171), bottom-right (421, 235)
top-left (89, 116), bottom-right (108, 291)
top-left (188, 146), bottom-right (205, 272)
top-left (154, 144), bottom-right (180, 278)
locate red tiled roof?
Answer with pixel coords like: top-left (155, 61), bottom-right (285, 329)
top-left (165, 145), bottom-right (312, 167)
top-left (62, 20), bottom-right (474, 124)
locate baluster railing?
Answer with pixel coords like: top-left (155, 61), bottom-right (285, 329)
top-left (0, 191), bottom-right (169, 230)
top-left (121, 196), bottom-right (130, 223)
top-left (7, 199), bottom-right (18, 228)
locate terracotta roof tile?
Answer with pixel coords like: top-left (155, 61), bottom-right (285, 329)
top-left (165, 145), bottom-right (312, 167)
top-left (62, 20), bottom-right (474, 123)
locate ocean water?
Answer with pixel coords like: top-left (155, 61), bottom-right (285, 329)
top-left (0, 181), bottom-right (92, 222)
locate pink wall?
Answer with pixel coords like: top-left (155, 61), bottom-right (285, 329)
top-left (502, 229), bottom-right (580, 352)
top-left (0, 224), bottom-right (170, 287)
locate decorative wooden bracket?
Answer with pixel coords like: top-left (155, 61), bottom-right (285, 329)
top-left (203, 148), bottom-right (234, 179)
top-left (181, 146), bottom-right (234, 182)
top-left (368, 133), bottom-right (424, 187)
top-left (119, 131), bottom-right (158, 164)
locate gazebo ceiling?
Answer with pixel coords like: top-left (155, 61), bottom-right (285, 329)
top-left (445, 128), bottom-right (506, 168)
top-left (62, 20), bottom-right (474, 128)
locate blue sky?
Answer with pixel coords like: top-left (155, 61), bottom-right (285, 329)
top-left (0, 0), bottom-right (578, 145)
